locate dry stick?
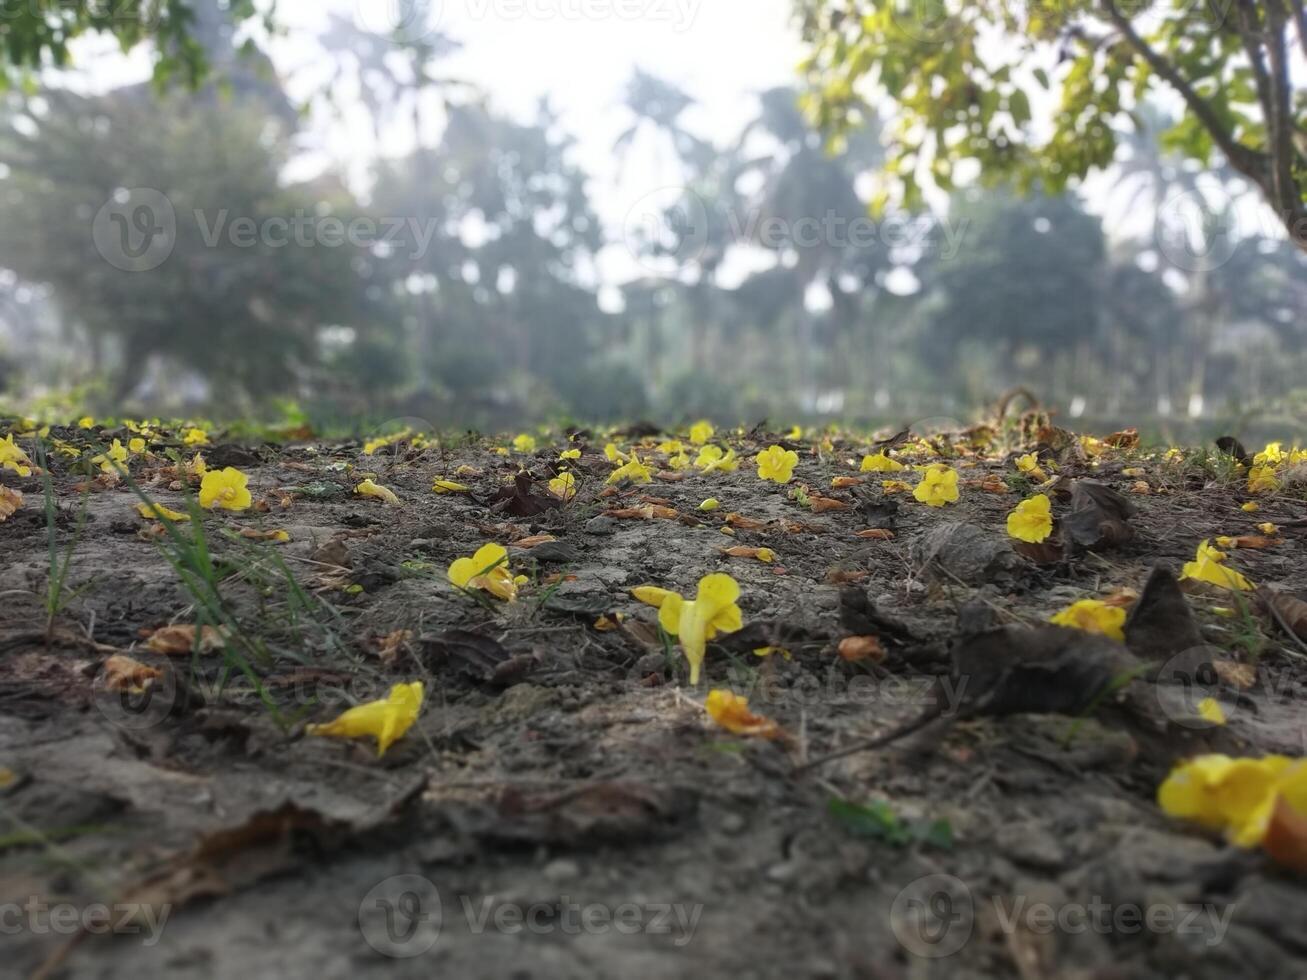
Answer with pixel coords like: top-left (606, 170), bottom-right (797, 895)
top-left (792, 703), bottom-right (956, 775)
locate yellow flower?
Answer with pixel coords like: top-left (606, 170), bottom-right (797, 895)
top-left (860, 452), bottom-right (904, 473)
top-left (128, 437), bottom-right (147, 454)
top-left (78, 416), bottom-right (95, 429)
top-left (198, 467), bottom-right (252, 512)
top-left (306, 681), bottom-right (424, 757)
top-left (1258, 522), bottom-right (1279, 536)
top-left (549, 471), bottom-right (577, 501)
top-left (699, 498), bottom-right (720, 511)
top-left (432, 480), bottom-right (470, 494)
top-left (448, 543), bottom-right (517, 602)
top-left (881, 479), bottom-right (911, 494)
top-left (187, 453), bottom-right (207, 479)
top-left (608, 453), bottom-right (653, 484)
top-left (689, 421), bottom-right (714, 445)
top-left (913, 465), bottom-right (959, 507)
top-left (1181, 539), bottom-right (1253, 591)
top-left (1198, 697), bottom-right (1227, 725)
top-left (183, 427), bottom-right (209, 446)
top-left (1049, 599), bottom-right (1126, 641)
top-left (657, 573), bottom-right (744, 685)
top-left (696, 445), bottom-right (738, 473)
top-left (356, 479), bottom-right (400, 505)
top-left (559, 448), bottom-right (581, 460)
top-left (1241, 502), bottom-right (1260, 512)
top-left (785, 425), bottom-right (803, 440)
top-left (1158, 755), bottom-right (1306, 848)
top-left (657, 440), bottom-right (685, 455)
top-left (631, 585), bottom-right (676, 608)
top-left (1015, 453), bottom-right (1048, 482)
top-left (1253, 442), bottom-right (1286, 466)
top-left (512, 434), bottom-right (537, 453)
top-left (604, 442), bottom-right (626, 463)
top-left (136, 502), bottom-right (190, 523)
top-left (0, 435), bottom-right (33, 477)
top-left (756, 445), bottom-right (799, 484)
top-left (1006, 494), bottom-right (1053, 543)
top-left (1247, 465), bottom-right (1280, 494)
top-left (92, 438), bottom-right (129, 474)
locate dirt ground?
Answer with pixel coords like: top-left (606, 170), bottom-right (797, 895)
top-left (2, 419), bottom-right (1307, 979)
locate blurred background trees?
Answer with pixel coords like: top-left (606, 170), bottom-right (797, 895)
top-left (0, 0), bottom-right (1304, 432)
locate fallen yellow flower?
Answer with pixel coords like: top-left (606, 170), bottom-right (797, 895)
top-left (1181, 539), bottom-right (1253, 591)
top-left (355, 479), bottom-right (401, 505)
top-left (860, 452), bottom-right (904, 473)
top-left (136, 501), bottom-right (190, 523)
top-left (1049, 599), bottom-right (1126, 641)
top-left (1015, 453), bottom-right (1048, 482)
top-left (199, 467), bottom-right (252, 512)
top-left (548, 471), bottom-right (577, 500)
top-left (1158, 754), bottom-right (1307, 848)
top-left (432, 479), bottom-right (470, 494)
top-left (306, 681), bottom-right (424, 757)
top-left (608, 453), bottom-right (653, 484)
top-left (658, 573), bottom-right (743, 685)
top-left (1006, 493), bottom-right (1053, 543)
top-left (689, 421), bottom-right (714, 445)
top-left (756, 445), bottom-right (799, 484)
top-left (913, 465), bottom-right (959, 507)
top-left (512, 434), bottom-right (537, 453)
top-left (449, 542), bottom-right (518, 601)
top-left (0, 435), bottom-right (33, 477)
top-left (183, 427), bottom-right (209, 446)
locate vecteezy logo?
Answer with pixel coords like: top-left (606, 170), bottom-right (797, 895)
top-left (890, 873), bottom-right (973, 958)
top-left (92, 188), bottom-right (176, 272)
top-left (93, 664), bottom-right (181, 733)
top-left (358, 874), bottom-right (442, 958)
top-left (622, 186), bottom-right (710, 275)
top-left (1152, 646), bottom-right (1241, 729)
top-left (355, 0), bottom-right (442, 43)
top-left (1153, 188), bottom-right (1240, 273)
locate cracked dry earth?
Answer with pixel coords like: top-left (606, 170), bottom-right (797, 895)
top-left (2, 422), bottom-right (1307, 979)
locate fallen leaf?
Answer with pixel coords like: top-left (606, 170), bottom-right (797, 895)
top-left (722, 546), bottom-right (775, 563)
top-left (826, 569), bottom-right (869, 585)
top-left (968, 474), bottom-right (1012, 494)
top-left (1258, 588), bottom-right (1307, 644)
top-left (725, 513), bottom-right (768, 530)
top-left (809, 495), bottom-right (851, 513)
top-left (513, 534), bottom-right (558, 549)
top-left (854, 528), bottom-right (895, 540)
top-left (146, 624), bottom-right (228, 656)
top-left (1215, 535), bottom-right (1277, 550)
top-left (239, 528), bottom-right (291, 543)
top-left (606, 505), bottom-right (679, 521)
top-left (1104, 428), bottom-right (1140, 449)
top-left (838, 635), bottom-right (886, 663)
top-left (1065, 480), bottom-right (1135, 550)
top-left (375, 629), bottom-right (414, 667)
top-left (135, 501), bottom-right (189, 522)
top-left (705, 689), bottom-right (785, 739)
top-left (0, 486), bottom-right (20, 522)
top-left (1212, 660), bottom-right (1256, 689)
top-left (103, 655), bottom-right (162, 693)
top-left (831, 476), bottom-right (864, 489)
top-left (1263, 797), bottom-right (1307, 874)
top-left (1124, 565), bottom-right (1204, 663)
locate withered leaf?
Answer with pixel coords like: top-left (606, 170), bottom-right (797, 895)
top-left (838, 635), bottom-right (885, 663)
top-left (0, 486), bottom-right (21, 522)
top-left (421, 629), bottom-right (514, 681)
top-left (146, 624), bottom-right (227, 656)
top-left (1125, 565), bottom-right (1204, 663)
top-left (486, 473), bottom-right (559, 518)
top-left (103, 655), bottom-right (162, 692)
top-left (1065, 480), bottom-right (1135, 550)
top-left (1258, 587), bottom-right (1307, 645)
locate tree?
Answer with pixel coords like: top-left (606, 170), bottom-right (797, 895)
top-left (796, 1), bottom-right (1307, 250)
top-left (0, 0), bottom-right (263, 88)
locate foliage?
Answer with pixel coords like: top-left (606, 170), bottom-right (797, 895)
top-left (796, 0), bottom-right (1307, 249)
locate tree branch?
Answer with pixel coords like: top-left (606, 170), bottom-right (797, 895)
top-left (1099, 0), bottom-right (1267, 188)
top-left (1288, 0), bottom-right (1307, 60)
top-left (1261, 2), bottom-right (1302, 221)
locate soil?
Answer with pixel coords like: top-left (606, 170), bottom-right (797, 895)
top-left (2, 422), bottom-right (1307, 979)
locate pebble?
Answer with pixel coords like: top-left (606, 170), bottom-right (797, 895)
top-left (584, 516), bottom-right (618, 535)
top-left (542, 858), bottom-right (581, 883)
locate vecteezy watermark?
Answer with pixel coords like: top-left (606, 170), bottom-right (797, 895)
top-left (621, 187), bottom-right (969, 277)
top-left (358, 875), bottom-right (703, 957)
top-left (1, 898), bottom-right (171, 947)
top-left (889, 876), bottom-right (1235, 959)
top-left (355, 0), bottom-right (443, 42)
top-left (91, 189), bottom-right (440, 271)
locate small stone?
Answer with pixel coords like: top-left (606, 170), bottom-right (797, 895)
top-left (584, 516), bottom-right (618, 535)
top-left (543, 858), bottom-right (581, 883)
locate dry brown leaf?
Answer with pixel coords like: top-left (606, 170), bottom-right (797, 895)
top-left (809, 495), bottom-right (851, 513)
top-left (0, 486), bottom-right (22, 522)
top-left (513, 534), bottom-right (558, 549)
top-left (146, 624), bottom-right (227, 656)
top-left (1263, 797), bottom-right (1307, 874)
top-left (725, 513), bottom-right (768, 530)
top-left (722, 546), bottom-right (775, 563)
top-left (1104, 427), bottom-right (1140, 448)
top-left (1258, 588), bottom-right (1307, 643)
top-left (838, 635), bottom-right (886, 663)
top-left (825, 569), bottom-right (869, 585)
top-left (376, 629), bottom-right (414, 667)
top-left (1212, 660), bottom-right (1256, 689)
top-left (968, 474), bottom-right (1012, 494)
top-left (1129, 481), bottom-right (1151, 495)
top-left (830, 476), bottom-right (864, 489)
top-left (854, 528), bottom-right (896, 540)
top-left (654, 471), bottom-right (685, 482)
top-left (1220, 535), bottom-right (1277, 550)
top-left (103, 655), bottom-right (163, 692)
